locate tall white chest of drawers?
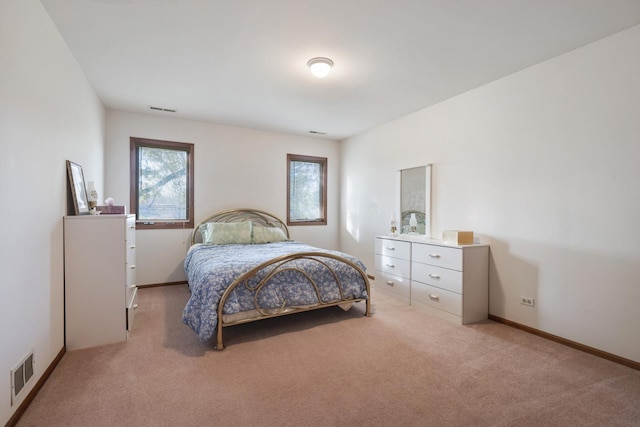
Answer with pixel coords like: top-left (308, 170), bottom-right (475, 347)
top-left (64, 214), bottom-right (138, 350)
top-left (375, 236), bottom-right (489, 325)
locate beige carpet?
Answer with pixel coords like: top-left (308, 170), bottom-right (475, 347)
top-left (17, 285), bottom-right (640, 426)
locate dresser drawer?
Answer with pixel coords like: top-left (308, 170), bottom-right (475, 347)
top-left (411, 281), bottom-right (462, 317)
top-left (374, 270), bottom-right (410, 302)
top-left (126, 286), bottom-right (138, 334)
top-left (412, 243), bottom-right (462, 271)
top-left (375, 255), bottom-right (410, 279)
top-left (126, 261), bottom-right (136, 285)
top-left (375, 238), bottom-right (411, 260)
top-left (126, 241), bottom-right (135, 265)
top-left (126, 216), bottom-right (136, 240)
top-left (412, 262), bottom-right (462, 294)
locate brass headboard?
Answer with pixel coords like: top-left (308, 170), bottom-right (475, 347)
top-left (191, 208), bottom-right (290, 245)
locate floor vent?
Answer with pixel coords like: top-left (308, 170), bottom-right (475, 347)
top-left (11, 350), bottom-right (34, 405)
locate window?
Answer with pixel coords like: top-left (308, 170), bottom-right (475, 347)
top-left (130, 137), bottom-right (194, 229)
top-left (287, 154), bottom-right (327, 226)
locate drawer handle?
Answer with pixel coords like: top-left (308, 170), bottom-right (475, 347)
top-left (386, 263), bottom-right (395, 268)
top-left (130, 265), bottom-right (136, 269)
top-left (428, 253), bottom-right (441, 259)
top-left (428, 273), bottom-right (441, 279)
top-left (386, 280), bottom-right (394, 287)
top-left (130, 245), bottom-right (136, 249)
top-left (428, 294), bottom-right (440, 302)
top-left (386, 247), bottom-right (396, 251)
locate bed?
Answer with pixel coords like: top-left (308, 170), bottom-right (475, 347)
top-left (182, 208), bottom-right (371, 350)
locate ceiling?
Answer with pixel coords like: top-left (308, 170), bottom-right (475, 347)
top-left (41, 0), bottom-right (640, 140)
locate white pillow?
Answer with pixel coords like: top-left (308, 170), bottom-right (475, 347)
top-left (200, 222), bottom-right (253, 245)
top-left (251, 224), bottom-right (287, 244)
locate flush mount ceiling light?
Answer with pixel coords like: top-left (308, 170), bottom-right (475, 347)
top-left (307, 57), bottom-right (334, 78)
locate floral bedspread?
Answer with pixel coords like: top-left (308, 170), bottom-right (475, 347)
top-left (182, 241), bottom-right (368, 342)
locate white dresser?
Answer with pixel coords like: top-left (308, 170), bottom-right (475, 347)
top-left (64, 214), bottom-right (138, 350)
top-left (375, 236), bottom-right (489, 324)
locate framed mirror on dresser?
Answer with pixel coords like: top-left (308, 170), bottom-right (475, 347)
top-left (397, 164), bottom-right (431, 237)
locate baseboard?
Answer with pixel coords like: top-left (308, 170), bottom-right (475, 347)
top-left (5, 346), bottom-right (66, 427)
top-left (136, 281), bottom-right (188, 289)
top-left (488, 314), bottom-right (640, 371)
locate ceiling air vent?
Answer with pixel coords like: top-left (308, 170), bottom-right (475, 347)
top-left (309, 130), bottom-right (326, 135)
top-left (149, 106), bottom-right (177, 113)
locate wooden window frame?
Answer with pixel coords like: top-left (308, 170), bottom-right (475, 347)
top-left (287, 153), bottom-right (327, 226)
top-left (130, 137), bottom-right (194, 230)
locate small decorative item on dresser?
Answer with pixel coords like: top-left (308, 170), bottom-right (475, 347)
top-left (86, 181), bottom-right (100, 214)
top-left (96, 197), bottom-right (126, 214)
top-left (86, 181), bottom-right (98, 209)
top-left (389, 214), bottom-right (398, 236)
top-left (443, 230), bottom-right (474, 245)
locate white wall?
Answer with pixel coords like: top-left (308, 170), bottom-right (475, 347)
top-left (1, 8), bottom-right (636, 425)
top-left (105, 110), bottom-right (341, 285)
top-left (340, 25), bottom-right (640, 363)
top-left (0, 0), bottom-right (105, 423)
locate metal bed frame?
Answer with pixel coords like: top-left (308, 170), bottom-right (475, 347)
top-left (190, 208), bottom-right (372, 350)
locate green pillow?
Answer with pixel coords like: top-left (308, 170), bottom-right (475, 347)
top-left (251, 224), bottom-right (287, 244)
top-left (200, 222), bottom-right (252, 245)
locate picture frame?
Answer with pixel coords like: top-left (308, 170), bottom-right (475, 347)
top-left (66, 160), bottom-right (90, 215)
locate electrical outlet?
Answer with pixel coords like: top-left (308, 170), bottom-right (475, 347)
top-left (520, 297), bottom-right (535, 307)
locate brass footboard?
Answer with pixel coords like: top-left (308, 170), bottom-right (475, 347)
top-left (214, 251), bottom-right (371, 350)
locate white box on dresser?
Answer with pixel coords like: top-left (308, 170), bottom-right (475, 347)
top-left (64, 214), bottom-right (138, 350)
top-left (375, 235), bottom-right (489, 325)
